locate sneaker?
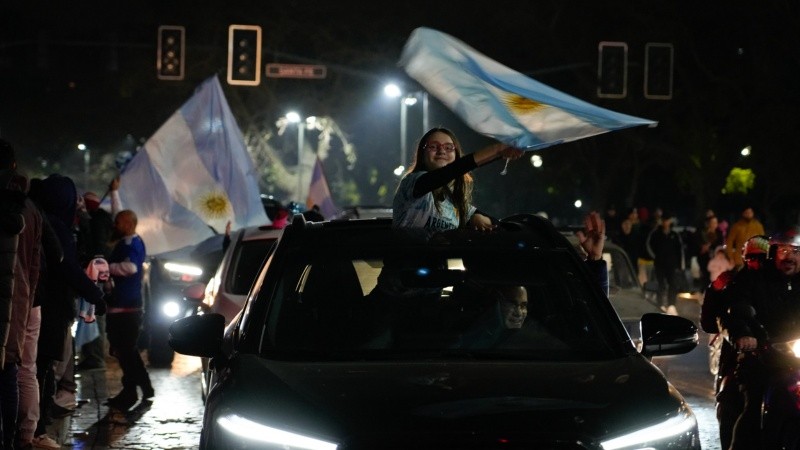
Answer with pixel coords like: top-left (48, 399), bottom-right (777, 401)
top-left (31, 434), bottom-right (60, 450)
top-left (141, 385), bottom-right (155, 399)
top-left (666, 305), bottom-right (678, 316)
top-left (105, 389), bottom-right (138, 411)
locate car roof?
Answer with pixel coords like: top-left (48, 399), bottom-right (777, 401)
top-left (332, 205), bottom-right (393, 220)
top-left (279, 214), bottom-right (578, 254)
top-left (238, 224), bottom-right (284, 242)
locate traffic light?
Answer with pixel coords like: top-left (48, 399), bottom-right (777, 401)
top-left (645, 43), bottom-right (674, 100)
top-left (227, 25), bottom-right (262, 86)
top-left (157, 25), bottom-right (185, 80)
top-left (597, 41), bottom-right (627, 99)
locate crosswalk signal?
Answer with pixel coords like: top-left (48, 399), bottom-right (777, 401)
top-left (597, 41), bottom-right (627, 99)
top-left (645, 43), bottom-right (674, 100)
top-left (227, 25), bottom-right (262, 86)
top-left (157, 25), bottom-right (185, 81)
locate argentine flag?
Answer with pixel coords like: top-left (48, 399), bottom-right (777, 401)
top-left (399, 27), bottom-right (657, 150)
top-left (119, 75), bottom-right (269, 255)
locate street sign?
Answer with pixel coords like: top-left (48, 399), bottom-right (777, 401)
top-left (265, 63), bottom-right (327, 79)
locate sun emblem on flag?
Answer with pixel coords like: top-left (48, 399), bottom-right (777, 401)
top-left (195, 190), bottom-right (232, 220)
top-left (503, 94), bottom-right (547, 114)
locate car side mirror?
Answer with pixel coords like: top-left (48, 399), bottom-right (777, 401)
top-left (169, 314), bottom-right (225, 358)
top-left (640, 312), bottom-right (698, 358)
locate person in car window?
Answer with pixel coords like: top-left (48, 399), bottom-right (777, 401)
top-left (498, 285), bottom-right (528, 329)
top-left (457, 285), bottom-right (529, 348)
top-left (392, 127), bottom-right (523, 231)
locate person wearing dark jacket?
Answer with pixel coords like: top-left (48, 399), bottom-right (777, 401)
top-left (700, 235), bottom-right (768, 450)
top-left (723, 229), bottom-right (800, 449)
top-left (29, 174), bottom-right (106, 438)
top-left (645, 212), bottom-right (684, 315)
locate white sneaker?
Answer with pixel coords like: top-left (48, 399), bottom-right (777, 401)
top-left (31, 434), bottom-right (60, 449)
top-left (666, 305), bottom-right (678, 316)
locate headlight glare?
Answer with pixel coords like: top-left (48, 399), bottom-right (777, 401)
top-left (218, 414), bottom-right (338, 450)
top-left (600, 407), bottom-right (697, 449)
top-left (164, 262), bottom-right (203, 282)
top-left (161, 300), bottom-right (182, 318)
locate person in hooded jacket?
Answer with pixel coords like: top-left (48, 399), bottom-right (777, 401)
top-left (28, 174), bottom-right (106, 439)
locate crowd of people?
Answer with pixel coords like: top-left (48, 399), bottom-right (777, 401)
top-left (600, 203), bottom-right (767, 315)
top-left (601, 199), bottom-right (795, 449)
top-left (0, 138), bottom-right (151, 450)
top-left (1, 122), bottom-right (793, 450)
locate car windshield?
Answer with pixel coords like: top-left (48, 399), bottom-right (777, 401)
top-left (228, 239), bottom-right (276, 295)
top-left (257, 227), bottom-right (628, 362)
top-left (604, 246), bottom-right (639, 290)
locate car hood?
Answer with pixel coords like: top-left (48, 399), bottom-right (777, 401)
top-left (209, 354), bottom-right (687, 446)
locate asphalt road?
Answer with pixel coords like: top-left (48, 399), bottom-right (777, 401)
top-left (49, 353), bottom-right (204, 450)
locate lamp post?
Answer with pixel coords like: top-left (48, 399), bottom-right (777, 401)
top-left (285, 113), bottom-right (318, 203)
top-left (77, 143), bottom-right (90, 190)
top-left (384, 84), bottom-right (429, 173)
top-left (285, 112), bottom-right (303, 202)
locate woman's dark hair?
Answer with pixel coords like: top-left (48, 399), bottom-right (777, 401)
top-left (406, 127), bottom-right (473, 227)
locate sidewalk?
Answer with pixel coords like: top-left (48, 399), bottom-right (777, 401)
top-left (44, 353), bottom-right (203, 450)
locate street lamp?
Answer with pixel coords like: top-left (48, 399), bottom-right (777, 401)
top-left (77, 143), bottom-right (90, 190)
top-left (384, 84), bottom-right (429, 173)
top-left (285, 112), bottom-right (317, 203)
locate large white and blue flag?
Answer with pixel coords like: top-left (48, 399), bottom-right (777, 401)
top-left (399, 27), bottom-right (656, 150)
top-left (119, 75), bottom-right (269, 255)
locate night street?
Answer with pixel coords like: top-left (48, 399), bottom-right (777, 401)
top-left (51, 295), bottom-right (723, 450)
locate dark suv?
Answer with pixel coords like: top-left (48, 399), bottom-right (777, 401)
top-left (170, 214), bottom-right (701, 449)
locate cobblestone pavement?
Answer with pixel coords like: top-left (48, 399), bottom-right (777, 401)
top-left (47, 353), bottom-right (204, 450)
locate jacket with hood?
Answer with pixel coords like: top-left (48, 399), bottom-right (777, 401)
top-left (32, 174), bottom-right (104, 361)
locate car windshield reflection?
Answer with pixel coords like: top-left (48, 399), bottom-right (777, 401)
top-left (259, 229), bottom-right (623, 362)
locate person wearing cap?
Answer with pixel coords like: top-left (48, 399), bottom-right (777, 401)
top-left (723, 228), bottom-right (800, 449)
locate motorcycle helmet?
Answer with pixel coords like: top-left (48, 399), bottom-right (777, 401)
top-left (768, 227), bottom-right (800, 259)
top-left (742, 235), bottom-right (770, 259)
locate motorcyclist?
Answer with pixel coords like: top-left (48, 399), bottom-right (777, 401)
top-left (723, 227), bottom-right (800, 449)
top-left (699, 235), bottom-right (768, 450)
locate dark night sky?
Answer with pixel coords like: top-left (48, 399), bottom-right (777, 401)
top-left (2, 1), bottom-right (799, 225)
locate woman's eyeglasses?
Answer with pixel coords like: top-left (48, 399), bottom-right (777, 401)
top-left (424, 143), bottom-right (456, 153)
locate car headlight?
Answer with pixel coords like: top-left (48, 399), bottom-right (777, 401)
top-left (161, 300), bottom-right (182, 318)
top-left (600, 404), bottom-right (697, 449)
top-left (769, 338), bottom-right (800, 358)
top-left (163, 261), bottom-right (203, 282)
top-left (218, 414), bottom-right (338, 450)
